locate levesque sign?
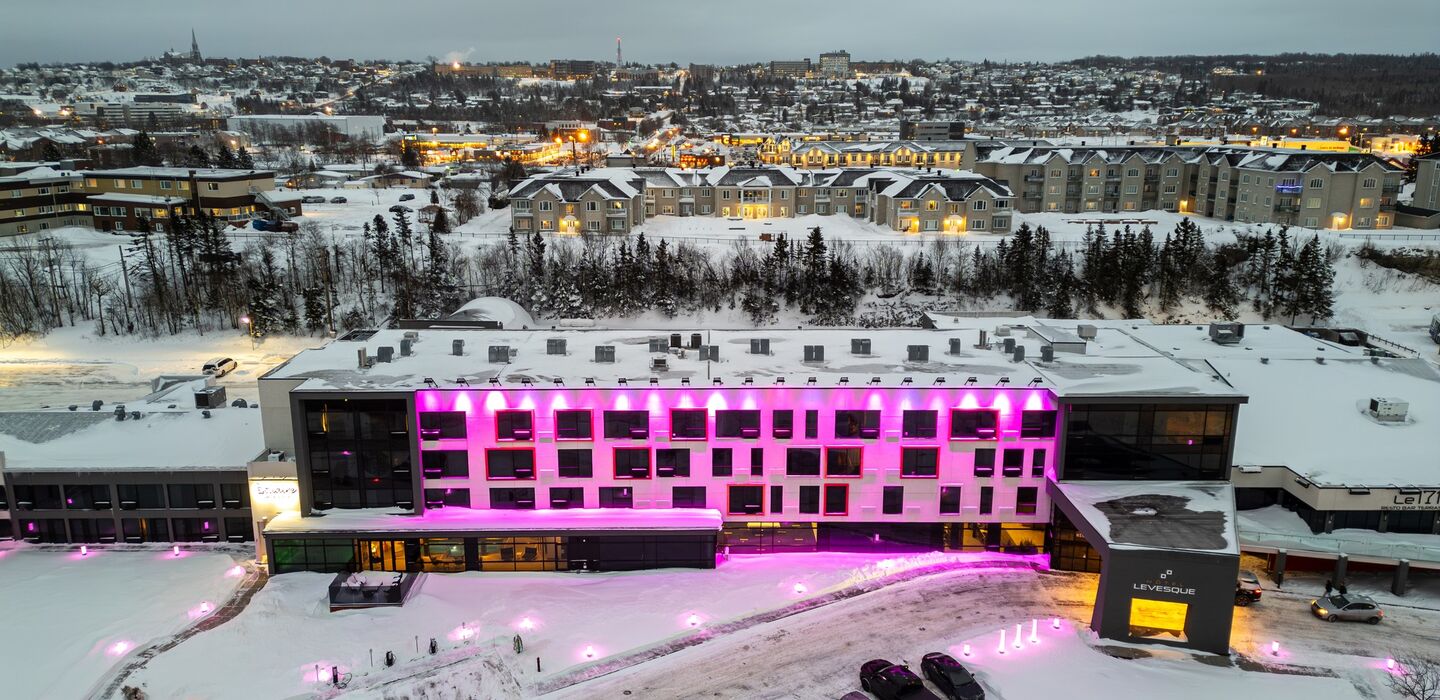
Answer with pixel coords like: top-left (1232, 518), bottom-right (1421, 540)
top-left (1132, 569), bottom-right (1196, 597)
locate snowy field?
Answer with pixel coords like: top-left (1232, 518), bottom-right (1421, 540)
top-left (124, 552), bottom-right (1034, 699)
top-left (0, 547), bottom-right (242, 699)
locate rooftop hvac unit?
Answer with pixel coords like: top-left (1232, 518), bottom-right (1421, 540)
top-left (670, 333), bottom-right (683, 348)
top-left (376, 346), bottom-right (394, 363)
top-left (194, 386), bottom-right (227, 409)
top-left (977, 329), bottom-right (989, 348)
top-left (948, 338), bottom-right (963, 355)
top-left (649, 337), bottom-right (668, 353)
top-left (547, 338), bottom-right (567, 355)
top-left (357, 347), bottom-right (373, 368)
top-left (1012, 346), bottom-right (1026, 363)
top-left (595, 345), bottom-right (616, 363)
top-left (690, 333), bottom-right (703, 349)
top-left (994, 325), bottom-right (1011, 337)
top-left (1368, 397), bottom-right (1408, 422)
top-left (851, 338), bottom-right (872, 355)
top-left (650, 357), bottom-right (669, 372)
top-left (1209, 321), bottom-right (1245, 345)
top-left (750, 338), bottom-right (771, 355)
top-left (1076, 324), bottom-right (1098, 340)
top-left (907, 345), bottom-right (929, 362)
top-left (403, 331), bottom-right (419, 342)
top-left (488, 345), bottom-right (510, 363)
top-left (700, 345), bottom-right (721, 362)
top-left (803, 345), bottom-right (825, 362)
top-left (113, 405), bottom-right (127, 421)
top-left (1002, 337), bottom-right (1016, 354)
top-left (400, 338), bottom-right (414, 357)
top-left (452, 339), bottom-right (464, 356)
top-left (1041, 345), bottom-right (1055, 362)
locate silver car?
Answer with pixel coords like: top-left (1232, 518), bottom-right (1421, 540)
top-left (1311, 594), bottom-right (1384, 624)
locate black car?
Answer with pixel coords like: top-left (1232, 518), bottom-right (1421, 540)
top-left (860, 659), bottom-right (942, 700)
top-left (920, 653), bottom-right (985, 700)
top-left (399, 193), bottom-right (416, 201)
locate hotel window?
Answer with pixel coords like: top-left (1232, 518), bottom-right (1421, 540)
top-left (1016, 487), bottom-right (1039, 515)
top-left (670, 409), bottom-right (708, 440)
top-left (489, 487), bottom-right (535, 510)
top-left (614, 448), bottom-right (651, 479)
top-left (422, 450), bottom-right (469, 478)
top-left (951, 410), bottom-right (998, 439)
top-left (419, 411), bottom-right (466, 439)
top-left (799, 485), bottom-right (820, 514)
top-left (786, 448), bottom-right (822, 476)
top-left (554, 410), bottom-right (592, 440)
top-left (728, 485), bottom-right (764, 515)
top-left (495, 410), bottom-right (533, 441)
top-left (1021, 410), bottom-right (1055, 438)
top-left (604, 410), bottom-right (650, 439)
top-left (673, 486), bottom-right (706, 508)
top-left (1001, 449), bottom-right (1024, 477)
top-left (769, 485), bottom-right (784, 514)
top-left (939, 486), bottom-right (962, 514)
top-left (486, 449), bottom-right (535, 479)
top-left (900, 447), bottom-right (939, 477)
top-left (973, 449), bottom-right (996, 477)
top-left (750, 448), bottom-right (764, 476)
top-left (882, 486), bottom-right (904, 515)
top-left (823, 484), bottom-right (848, 515)
top-left (834, 410), bottom-right (879, 439)
top-left (656, 448), bottom-right (692, 477)
top-left (1031, 448), bottom-right (1047, 477)
top-left (902, 410), bottom-right (937, 439)
top-left (167, 483), bottom-right (215, 509)
top-left (550, 487), bottom-right (584, 509)
top-left (599, 486), bottom-right (633, 508)
top-left (716, 410), bottom-right (761, 438)
top-left (805, 409), bottom-right (818, 439)
top-left (116, 484), bottom-right (165, 510)
top-left (712, 448), bottom-right (734, 477)
top-left (979, 486), bottom-right (994, 515)
top-left (64, 484), bottom-right (111, 510)
top-left (825, 447), bottom-right (862, 477)
top-left (557, 449), bottom-right (593, 478)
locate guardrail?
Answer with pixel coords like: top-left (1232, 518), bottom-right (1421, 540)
top-left (1239, 528), bottom-right (1440, 567)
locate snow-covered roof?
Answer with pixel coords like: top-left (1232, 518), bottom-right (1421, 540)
top-left (0, 408), bottom-right (263, 472)
top-left (265, 506), bottom-right (724, 535)
top-left (87, 193), bottom-right (188, 205)
top-left (1056, 481), bottom-right (1237, 554)
top-left (442, 297), bottom-right (537, 327)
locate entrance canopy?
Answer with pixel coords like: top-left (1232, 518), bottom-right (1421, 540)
top-left (1051, 481), bottom-right (1238, 555)
top-left (265, 507), bottom-right (724, 538)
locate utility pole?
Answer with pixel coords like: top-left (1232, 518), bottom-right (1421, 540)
top-left (117, 244), bottom-right (134, 329)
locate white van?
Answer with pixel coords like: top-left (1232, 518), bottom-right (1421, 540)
top-left (202, 357), bottom-right (239, 378)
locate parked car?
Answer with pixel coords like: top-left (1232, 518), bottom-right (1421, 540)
top-left (1235, 570), bottom-right (1262, 606)
top-left (300, 195), bottom-right (326, 204)
top-left (399, 193), bottom-right (416, 201)
top-left (202, 357), bottom-right (238, 378)
top-left (860, 659), bottom-right (942, 700)
top-left (388, 204), bottom-right (412, 213)
top-left (1311, 594), bottom-right (1384, 623)
top-left (920, 653), bottom-right (985, 700)
top-left (329, 196), bottom-right (348, 204)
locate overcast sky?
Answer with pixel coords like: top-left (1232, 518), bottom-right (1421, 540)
top-left (3, 0), bottom-right (1437, 67)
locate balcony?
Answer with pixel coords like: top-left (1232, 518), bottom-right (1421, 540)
top-left (1023, 174), bottom-right (1045, 183)
top-left (1275, 183), bottom-right (1303, 195)
top-left (328, 571), bottom-right (423, 611)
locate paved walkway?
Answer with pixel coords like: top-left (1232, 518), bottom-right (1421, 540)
top-left (87, 560), bottom-right (269, 700)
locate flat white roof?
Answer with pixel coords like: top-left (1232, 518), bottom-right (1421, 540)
top-left (265, 506), bottom-right (724, 535)
top-left (263, 317), bottom-right (1242, 399)
top-left (1216, 357), bottom-right (1440, 487)
top-left (1057, 481), bottom-right (1237, 555)
top-left (0, 408), bottom-right (262, 472)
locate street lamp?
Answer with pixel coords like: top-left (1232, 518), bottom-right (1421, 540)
top-left (239, 314), bottom-right (255, 349)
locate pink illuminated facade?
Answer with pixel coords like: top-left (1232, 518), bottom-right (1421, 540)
top-left (413, 385), bottom-right (1058, 530)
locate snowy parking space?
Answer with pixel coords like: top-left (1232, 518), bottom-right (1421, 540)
top-left (0, 547), bottom-right (242, 699)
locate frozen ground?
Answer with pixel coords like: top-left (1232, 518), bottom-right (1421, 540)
top-left (0, 325), bottom-right (320, 411)
top-left (124, 552), bottom-right (1030, 699)
top-left (0, 547), bottom-right (242, 699)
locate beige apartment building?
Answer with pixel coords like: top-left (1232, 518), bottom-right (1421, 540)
top-left (507, 166), bottom-right (1015, 234)
top-left (81, 167), bottom-right (279, 224)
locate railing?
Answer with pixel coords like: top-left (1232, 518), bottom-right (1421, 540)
top-left (328, 570), bottom-right (421, 608)
top-left (1240, 528), bottom-right (1440, 566)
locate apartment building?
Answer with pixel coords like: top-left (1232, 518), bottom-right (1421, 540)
top-left (550, 60), bottom-right (598, 79)
top-left (818, 51), bottom-right (851, 79)
top-left (81, 166), bottom-right (279, 229)
top-left (507, 167), bottom-right (1015, 234)
top-left (0, 166), bottom-right (89, 236)
top-left (769, 139), bottom-right (978, 171)
top-left (507, 171), bottom-right (647, 234)
top-left (769, 59), bottom-right (812, 78)
top-left (900, 120), bottom-right (967, 141)
top-left (1412, 152), bottom-right (1440, 210)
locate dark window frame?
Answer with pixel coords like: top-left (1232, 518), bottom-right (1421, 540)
top-left (834, 410), bottom-right (881, 439)
top-left (772, 410), bottom-right (794, 439)
top-left (882, 485), bottom-right (904, 515)
top-left (554, 409), bottom-right (594, 440)
top-left (495, 410), bottom-right (535, 441)
top-left (727, 484), bottom-right (765, 515)
top-left (824, 446), bottom-right (863, 477)
top-left (823, 483), bottom-right (849, 516)
top-left (603, 410), bottom-right (651, 440)
top-left (786, 447), bottom-right (822, 476)
top-left (557, 448), bottom-right (594, 478)
top-left (716, 410), bottom-right (762, 438)
top-left (613, 447), bottom-right (652, 479)
top-left (485, 448), bottom-right (536, 480)
top-left (902, 410), bottom-right (938, 439)
top-left (950, 409), bottom-right (1000, 440)
top-left (656, 448), bottom-right (692, 477)
top-left (901, 447), bottom-right (939, 478)
top-left (670, 409), bottom-right (708, 440)
top-left (939, 486), bottom-right (962, 514)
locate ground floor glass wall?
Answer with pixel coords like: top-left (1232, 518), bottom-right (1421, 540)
top-left (270, 532), bottom-right (716, 574)
top-left (719, 521), bottom-right (1047, 555)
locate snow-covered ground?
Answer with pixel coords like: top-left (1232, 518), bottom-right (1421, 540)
top-left (124, 552), bottom-right (1031, 699)
top-left (0, 325), bottom-right (321, 411)
top-left (0, 547), bottom-right (242, 699)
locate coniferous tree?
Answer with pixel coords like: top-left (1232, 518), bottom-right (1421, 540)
top-left (1203, 250), bottom-right (1240, 318)
top-left (131, 131), bottom-right (162, 167)
top-left (235, 146), bottom-right (255, 169)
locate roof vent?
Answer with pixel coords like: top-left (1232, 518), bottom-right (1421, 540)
top-left (649, 337), bottom-right (668, 353)
top-left (670, 333), bottom-right (683, 348)
top-left (1040, 345), bottom-right (1054, 362)
top-left (907, 345), bottom-right (929, 362)
top-left (1002, 337), bottom-right (1016, 354)
top-left (690, 333), bottom-right (703, 349)
top-left (976, 329), bottom-right (989, 348)
top-left (357, 347), bottom-right (373, 368)
top-left (948, 338), bottom-right (963, 355)
top-left (1012, 346), bottom-right (1026, 363)
top-left (1368, 397), bottom-right (1408, 422)
top-left (851, 338), bottom-right (872, 355)
top-left (452, 339), bottom-right (464, 356)
top-left (595, 345), bottom-right (616, 363)
top-left (376, 346), bottom-right (394, 363)
top-left (1209, 321), bottom-right (1244, 345)
top-left (1076, 324), bottom-right (1098, 340)
top-left (803, 345), bottom-right (825, 362)
top-left (488, 345), bottom-right (511, 363)
top-left (400, 338), bottom-right (414, 356)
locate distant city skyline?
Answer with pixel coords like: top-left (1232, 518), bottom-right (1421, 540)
top-left (1, 0), bottom-right (1438, 67)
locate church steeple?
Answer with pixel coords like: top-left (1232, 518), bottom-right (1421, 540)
top-left (190, 29), bottom-right (201, 62)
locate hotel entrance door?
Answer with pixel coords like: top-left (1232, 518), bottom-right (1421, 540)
top-left (355, 539), bottom-right (408, 571)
